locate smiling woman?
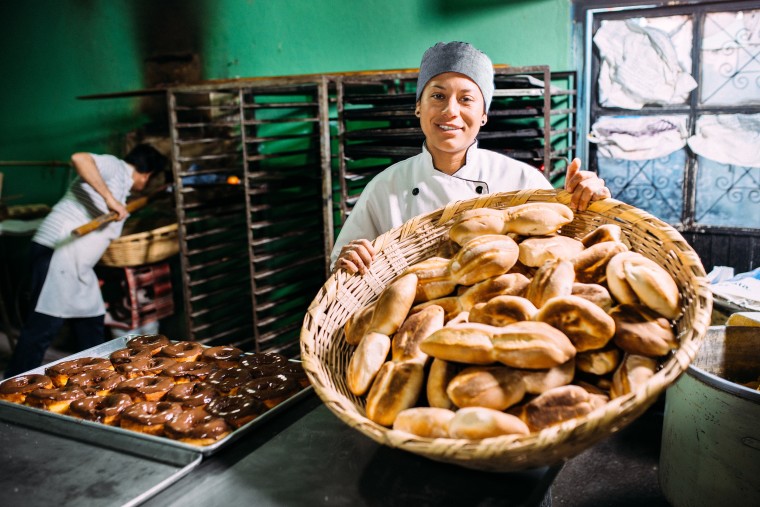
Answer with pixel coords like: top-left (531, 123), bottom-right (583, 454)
top-left (330, 41), bottom-right (611, 275)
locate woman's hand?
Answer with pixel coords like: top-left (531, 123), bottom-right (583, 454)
top-left (334, 239), bottom-right (377, 275)
top-left (564, 158), bottom-right (611, 212)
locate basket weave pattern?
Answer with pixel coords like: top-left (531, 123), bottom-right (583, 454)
top-left (300, 189), bottom-right (712, 471)
top-left (100, 223), bottom-right (179, 267)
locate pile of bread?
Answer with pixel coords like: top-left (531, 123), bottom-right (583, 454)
top-left (343, 202), bottom-right (682, 440)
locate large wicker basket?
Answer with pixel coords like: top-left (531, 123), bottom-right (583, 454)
top-left (100, 222), bottom-right (179, 267)
top-left (300, 189), bottom-right (712, 472)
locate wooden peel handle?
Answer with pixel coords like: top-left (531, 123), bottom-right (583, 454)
top-left (71, 194), bottom-right (151, 237)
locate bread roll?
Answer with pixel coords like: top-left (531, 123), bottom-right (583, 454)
top-left (346, 332), bottom-right (391, 396)
top-left (445, 311), bottom-right (470, 326)
top-left (448, 407), bottom-right (530, 439)
top-left (572, 282), bottom-right (614, 311)
top-left (572, 241), bottom-right (628, 284)
top-left (606, 251), bottom-right (681, 319)
top-left (519, 359), bottom-right (575, 394)
top-left (524, 259), bottom-right (575, 308)
top-left (610, 354), bottom-right (658, 399)
top-left (367, 273), bottom-right (419, 336)
top-left (468, 295), bottom-right (538, 327)
top-left (580, 224), bottom-right (623, 247)
top-left (344, 302), bottom-right (376, 346)
top-left (576, 347), bottom-right (621, 375)
top-left (518, 384), bottom-right (602, 431)
top-left (449, 208), bottom-right (508, 245)
top-left (419, 323), bottom-right (495, 364)
top-left (365, 360), bottom-right (425, 426)
top-left (448, 234), bottom-right (519, 286)
top-left (534, 295), bottom-right (615, 352)
top-left (490, 321), bottom-right (576, 369)
top-left (518, 235), bottom-right (585, 267)
top-left (610, 304), bottom-right (677, 357)
top-left (406, 258), bottom-right (455, 302)
top-left (426, 358), bottom-right (459, 409)
top-left (503, 203), bottom-right (574, 236)
top-left (393, 407), bottom-right (455, 438)
top-left (391, 305), bottom-right (444, 363)
top-left (446, 366), bottom-right (526, 410)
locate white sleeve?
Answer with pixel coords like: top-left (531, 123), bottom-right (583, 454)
top-left (329, 185), bottom-right (383, 269)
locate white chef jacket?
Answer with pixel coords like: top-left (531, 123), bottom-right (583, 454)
top-left (330, 142), bottom-right (552, 267)
top-left (33, 154), bottom-right (133, 318)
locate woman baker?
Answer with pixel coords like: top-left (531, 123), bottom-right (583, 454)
top-left (331, 41), bottom-right (610, 275)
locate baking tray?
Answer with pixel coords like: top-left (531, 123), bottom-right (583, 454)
top-left (0, 336), bottom-right (313, 458)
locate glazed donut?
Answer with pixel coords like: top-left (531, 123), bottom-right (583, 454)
top-left (126, 334), bottom-right (171, 355)
top-left (166, 382), bottom-right (220, 408)
top-left (143, 357), bottom-right (179, 376)
top-left (206, 393), bottom-right (268, 428)
top-left (121, 401), bottom-right (183, 436)
top-left (69, 393), bottom-right (133, 425)
top-left (239, 352), bottom-right (288, 370)
top-left (243, 374), bottom-right (300, 409)
top-left (161, 361), bottom-right (214, 384)
top-left (114, 376), bottom-right (174, 402)
top-left (206, 367), bottom-right (254, 396)
top-left (25, 384), bottom-right (87, 414)
top-left (0, 374), bottom-right (54, 403)
top-left (160, 341), bottom-right (203, 362)
top-left (67, 369), bottom-right (125, 396)
top-left (277, 362), bottom-right (310, 388)
top-left (109, 347), bottom-right (152, 365)
top-left (114, 356), bottom-right (153, 379)
top-left (164, 407), bottom-right (231, 446)
top-left (45, 357), bottom-right (113, 387)
top-left (201, 346), bottom-right (244, 369)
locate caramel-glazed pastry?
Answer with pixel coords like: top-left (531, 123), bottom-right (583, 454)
top-left (579, 224), bottom-right (623, 247)
top-left (534, 295), bottom-right (616, 352)
top-left (571, 282), bottom-right (614, 311)
top-left (446, 366), bottom-right (526, 411)
top-left (468, 295), bottom-right (538, 327)
top-left (448, 407), bottom-right (530, 439)
top-left (611, 354), bottom-right (658, 399)
top-left (606, 251), bottom-right (681, 319)
top-left (490, 321), bottom-right (576, 369)
top-left (448, 234), bottom-right (519, 287)
top-left (517, 384), bottom-right (605, 432)
top-left (572, 241), bottom-right (628, 284)
top-left (365, 361), bottom-right (425, 426)
top-left (0, 374), bottom-right (53, 403)
top-left (524, 258), bottom-right (575, 308)
top-left (517, 235), bottom-right (585, 268)
top-left (426, 358), bottom-right (459, 410)
top-left (393, 407), bottom-right (455, 438)
top-left (391, 305), bottom-right (444, 364)
top-left (610, 304), bottom-right (677, 357)
top-left (576, 347), bottom-right (621, 375)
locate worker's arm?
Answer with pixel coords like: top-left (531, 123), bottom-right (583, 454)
top-left (71, 152), bottom-right (128, 220)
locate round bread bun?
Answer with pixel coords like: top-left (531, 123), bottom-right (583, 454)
top-left (610, 354), bottom-right (658, 399)
top-left (346, 332), bottom-right (391, 396)
top-left (580, 224), bottom-right (623, 247)
top-left (572, 241), bottom-right (628, 284)
top-left (426, 358), bottom-right (460, 410)
top-left (391, 304), bottom-right (445, 363)
top-left (610, 304), bottom-right (678, 357)
top-left (449, 407), bottom-right (530, 439)
top-left (502, 202), bottom-right (574, 236)
top-left (446, 366), bottom-right (526, 410)
top-left (449, 234), bottom-right (519, 287)
top-left (524, 258), bottom-right (575, 308)
top-left (571, 282), bottom-right (614, 311)
top-left (518, 384), bottom-right (604, 432)
top-left (576, 347), bottom-right (621, 375)
top-left (365, 360), bottom-right (425, 427)
top-left (490, 321), bottom-right (576, 369)
top-left (519, 358), bottom-right (575, 394)
top-left (449, 208), bottom-right (508, 245)
top-left (393, 407), bottom-right (456, 438)
top-left (468, 295), bottom-right (538, 327)
top-left (518, 235), bottom-right (585, 267)
top-left (534, 295), bottom-right (616, 352)
top-left (606, 251), bottom-right (681, 319)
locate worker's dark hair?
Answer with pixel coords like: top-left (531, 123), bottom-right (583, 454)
top-left (124, 144), bottom-right (168, 175)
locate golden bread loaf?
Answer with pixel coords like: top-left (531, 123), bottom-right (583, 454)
top-left (407, 257), bottom-right (456, 302)
top-left (365, 360), bottom-right (425, 426)
top-left (419, 323), bottom-right (496, 364)
top-left (449, 208), bottom-right (509, 245)
top-left (448, 234), bottom-right (519, 286)
top-left (448, 407), bottom-right (530, 439)
top-left (518, 235), bottom-right (585, 267)
top-left (426, 358), bottom-right (459, 410)
top-left (518, 359), bottom-right (575, 394)
top-left (346, 332), bottom-right (391, 396)
top-left (610, 304), bottom-right (677, 357)
top-left (606, 251), bottom-right (681, 319)
top-left (490, 321), bottom-right (576, 369)
top-left (367, 273), bottom-right (419, 336)
top-left (391, 305), bottom-right (444, 363)
top-left (468, 295), bottom-right (538, 327)
top-left (580, 224), bottom-right (623, 247)
top-left (575, 347), bottom-right (621, 375)
top-left (446, 366), bottom-right (526, 410)
top-left (571, 282), bottom-right (614, 311)
top-left (502, 203), bottom-right (574, 236)
top-left (610, 354), bottom-right (658, 399)
top-left (534, 295), bottom-right (616, 352)
top-left (344, 302), bottom-right (376, 346)
top-left (518, 384), bottom-right (605, 431)
top-left (572, 241), bottom-right (628, 284)
top-left (392, 407), bottom-right (455, 438)
top-left (524, 259), bottom-right (575, 308)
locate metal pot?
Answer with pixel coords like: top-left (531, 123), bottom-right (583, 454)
top-left (659, 325), bottom-right (760, 506)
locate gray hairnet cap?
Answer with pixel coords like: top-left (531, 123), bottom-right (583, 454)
top-left (416, 41), bottom-right (495, 113)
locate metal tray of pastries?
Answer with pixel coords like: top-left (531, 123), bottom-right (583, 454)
top-left (0, 335), bottom-right (313, 458)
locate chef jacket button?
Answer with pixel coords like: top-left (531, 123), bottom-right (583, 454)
top-left (476, 185), bottom-right (484, 194)
top-left (412, 188), bottom-right (419, 196)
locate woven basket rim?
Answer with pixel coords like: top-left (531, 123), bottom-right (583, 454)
top-left (300, 188), bottom-right (713, 471)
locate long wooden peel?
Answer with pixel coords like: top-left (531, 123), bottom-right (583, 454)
top-left (71, 185), bottom-right (169, 237)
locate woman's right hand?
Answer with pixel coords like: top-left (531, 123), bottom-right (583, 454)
top-left (334, 239), bottom-right (377, 275)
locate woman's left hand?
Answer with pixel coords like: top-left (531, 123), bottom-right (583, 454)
top-left (564, 158), bottom-right (611, 212)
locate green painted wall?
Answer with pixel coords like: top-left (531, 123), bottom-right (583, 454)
top-left (0, 0), bottom-right (573, 206)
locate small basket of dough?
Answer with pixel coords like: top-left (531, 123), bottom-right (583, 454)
top-left (100, 221), bottom-right (179, 267)
top-left (300, 188), bottom-right (712, 472)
